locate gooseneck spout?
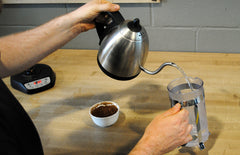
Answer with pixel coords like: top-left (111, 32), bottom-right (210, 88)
top-left (140, 62), bottom-right (176, 75)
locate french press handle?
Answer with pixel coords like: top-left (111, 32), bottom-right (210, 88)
top-left (95, 11), bottom-right (125, 45)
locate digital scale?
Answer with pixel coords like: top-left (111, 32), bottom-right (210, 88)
top-left (10, 64), bottom-right (56, 94)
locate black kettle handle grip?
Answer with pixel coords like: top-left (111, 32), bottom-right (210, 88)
top-left (95, 11), bottom-right (125, 45)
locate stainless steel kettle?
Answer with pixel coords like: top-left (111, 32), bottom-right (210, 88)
top-left (96, 11), bottom-right (174, 80)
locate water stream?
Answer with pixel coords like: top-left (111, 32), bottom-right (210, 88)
top-left (170, 63), bottom-right (194, 91)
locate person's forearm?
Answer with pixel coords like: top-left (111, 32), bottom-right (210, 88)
top-left (0, 0), bottom-right (120, 78)
top-left (0, 12), bottom-right (85, 78)
top-left (129, 134), bottom-right (164, 155)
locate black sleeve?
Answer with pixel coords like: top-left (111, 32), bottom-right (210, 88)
top-left (0, 79), bottom-right (44, 155)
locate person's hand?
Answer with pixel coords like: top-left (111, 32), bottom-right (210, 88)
top-left (129, 103), bottom-right (193, 155)
top-left (67, 0), bottom-right (120, 32)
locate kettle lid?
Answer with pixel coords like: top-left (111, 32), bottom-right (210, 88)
top-left (119, 19), bottom-right (148, 42)
top-left (127, 18), bottom-right (142, 32)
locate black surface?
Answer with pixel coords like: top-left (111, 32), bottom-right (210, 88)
top-left (0, 79), bottom-right (44, 155)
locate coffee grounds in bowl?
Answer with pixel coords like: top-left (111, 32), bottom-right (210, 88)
top-left (91, 102), bottom-right (118, 117)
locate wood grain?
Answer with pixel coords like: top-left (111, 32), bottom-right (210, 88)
top-left (2, 49), bottom-right (240, 154)
top-left (2, 0), bottom-right (160, 4)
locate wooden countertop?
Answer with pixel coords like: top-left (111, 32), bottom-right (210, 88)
top-left (3, 49), bottom-right (240, 155)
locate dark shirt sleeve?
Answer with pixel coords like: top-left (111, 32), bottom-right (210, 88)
top-left (0, 79), bottom-right (44, 155)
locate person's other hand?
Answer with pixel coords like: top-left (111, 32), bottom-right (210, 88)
top-left (69, 0), bottom-right (120, 32)
top-left (130, 103), bottom-right (193, 155)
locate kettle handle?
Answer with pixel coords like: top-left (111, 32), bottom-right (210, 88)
top-left (95, 11), bottom-right (125, 45)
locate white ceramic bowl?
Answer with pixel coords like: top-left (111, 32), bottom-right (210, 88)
top-left (89, 101), bottom-right (120, 127)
